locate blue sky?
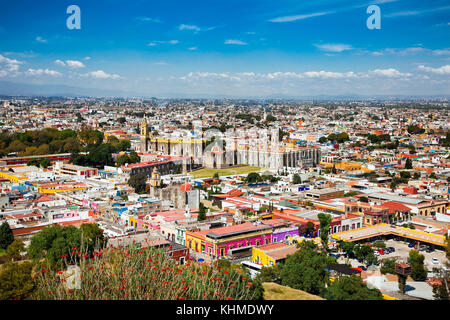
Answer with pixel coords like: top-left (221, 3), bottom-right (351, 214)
top-left (0, 0), bottom-right (449, 97)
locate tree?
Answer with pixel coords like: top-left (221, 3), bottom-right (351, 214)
top-left (116, 154), bottom-right (131, 167)
top-left (6, 239), bottom-right (26, 261)
top-left (339, 241), bottom-right (356, 258)
top-left (405, 158), bottom-right (413, 169)
top-left (246, 172), bottom-right (261, 184)
top-left (27, 159), bottom-right (39, 167)
top-left (319, 136), bottom-right (327, 144)
top-left (359, 196), bottom-right (369, 203)
top-left (0, 221), bottom-right (14, 250)
top-left (128, 173), bottom-right (147, 194)
top-left (390, 181), bottom-right (397, 192)
top-left (325, 275), bottom-right (383, 300)
top-left (327, 132), bottom-right (349, 143)
top-left (39, 158), bottom-right (51, 169)
top-left (80, 223), bottom-right (107, 253)
top-left (0, 261), bottom-right (35, 300)
top-left (331, 165), bottom-right (337, 174)
top-left (255, 265), bottom-right (281, 283)
top-left (400, 171), bottom-right (411, 180)
top-left (76, 112), bottom-right (83, 123)
top-left (318, 213), bottom-right (332, 250)
top-left (197, 203), bottom-right (206, 221)
top-left (372, 240), bottom-right (386, 249)
top-left (117, 140), bottom-right (131, 152)
top-left (433, 280), bottom-right (450, 300)
top-left (129, 151), bottom-right (140, 163)
top-left (407, 125), bottom-right (425, 135)
top-left (213, 172), bottom-right (220, 179)
top-left (380, 258), bottom-right (397, 275)
top-left (292, 173), bottom-right (301, 184)
top-left (279, 241), bottom-right (329, 296)
top-left (299, 221), bottom-right (315, 237)
top-left (408, 250), bottom-right (427, 281)
top-left (28, 225), bottom-right (82, 268)
top-left (354, 244), bottom-right (377, 265)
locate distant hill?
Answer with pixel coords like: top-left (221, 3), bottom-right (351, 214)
top-left (0, 80), bottom-right (449, 101)
top-left (263, 282), bottom-right (324, 300)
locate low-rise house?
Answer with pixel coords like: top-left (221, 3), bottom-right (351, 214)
top-left (252, 242), bottom-right (299, 267)
top-left (186, 221), bottom-right (272, 259)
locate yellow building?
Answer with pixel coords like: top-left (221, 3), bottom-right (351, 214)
top-left (321, 161), bottom-right (373, 173)
top-left (0, 171), bottom-right (28, 183)
top-left (37, 183), bottom-right (87, 194)
top-left (252, 242), bottom-right (299, 267)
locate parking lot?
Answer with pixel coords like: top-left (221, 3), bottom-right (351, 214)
top-left (337, 239), bottom-right (447, 270)
top-left (381, 239), bottom-right (447, 269)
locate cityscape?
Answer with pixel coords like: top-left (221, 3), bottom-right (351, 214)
top-left (0, 0), bottom-right (449, 307)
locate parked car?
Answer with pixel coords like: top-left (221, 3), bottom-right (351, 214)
top-left (358, 265), bottom-right (367, 271)
top-left (432, 258), bottom-right (439, 265)
top-left (387, 247), bottom-right (395, 252)
top-left (418, 245), bottom-right (428, 251)
top-left (426, 247), bottom-right (434, 253)
top-left (374, 251), bottom-right (380, 256)
top-left (408, 242), bottom-right (416, 248)
top-left (378, 249), bottom-right (385, 255)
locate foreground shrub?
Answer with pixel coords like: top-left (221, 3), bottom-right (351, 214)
top-left (0, 261), bottom-right (35, 300)
top-left (32, 244), bottom-right (263, 300)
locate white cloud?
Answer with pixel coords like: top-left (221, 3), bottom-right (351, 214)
top-left (369, 68), bottom-right (412, 77)
top-left (369, 47), bottom-right (450, 56)
top-left (385, 5), bottom-right (450, 18)
top-left (0, 54), bottom-right (23, 77)
top-left (188, 47), bottom-right (198, 51)
top-left (84, 56), bottom-right (91, 60)
top-left (269, 11), bottom-right (331, 23)
top-left (55, 60), bottom-right (66, 67)
top-left (26, 68), bottom-right (62, 77)
top-left (224, 39), bottom-right (247, 45)
top-left (431, 49), bottom-right (450, 56)
top-left (147, 40), bottom-right (179, 46)
top-left (179, 24), bottom-right (201, 32)
top-left (135, 17), bottom-right (162, 23)
top-left (180, 70), bottom-right (359, 82)
top-left (65, 60), bottom-right (85, 68)
top-left (315, 43), bottom-right (353, 53)
top-left (82, 70), bottom-right (121, 79)
top-left (36, 36), bottom-right (47, 43)
top-left (417, 65), bottom-right (450, 75)
top-left (303, 70), bottom-right (357, 79)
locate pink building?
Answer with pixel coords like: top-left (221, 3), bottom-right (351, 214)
top-left (186, 222), bottom-right (273, 259)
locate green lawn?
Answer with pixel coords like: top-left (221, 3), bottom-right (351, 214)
top-left (263, 282), bottom-right (324, 300)
top-left (189, 166), bottom-right (262, 179)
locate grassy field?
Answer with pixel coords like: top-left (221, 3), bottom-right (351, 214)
top-left (189, 166), bottom-right (262, 179)
top-left (263, 282), bottom-right (324, 300)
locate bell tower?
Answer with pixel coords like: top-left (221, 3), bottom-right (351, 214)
top-left (140, 116), bottom-right (148, 152)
